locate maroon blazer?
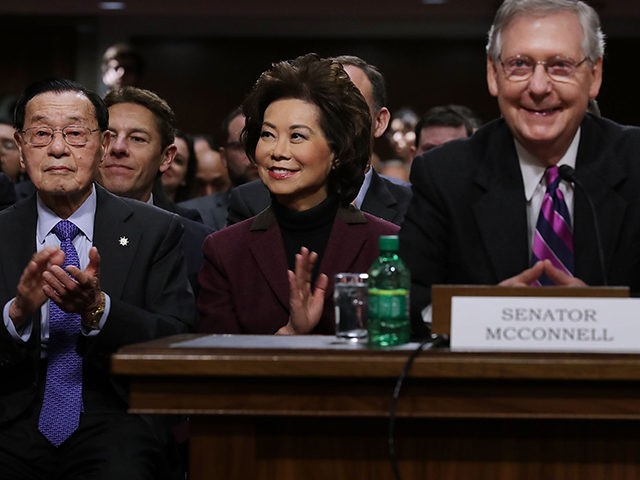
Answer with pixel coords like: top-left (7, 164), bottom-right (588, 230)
top-left (197, 205), bottom-right (399, 334)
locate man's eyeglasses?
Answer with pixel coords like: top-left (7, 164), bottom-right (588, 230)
top-left (20, 126), bottom-right (100, 147)
top-left (499, 55), bottom-right (591, 83)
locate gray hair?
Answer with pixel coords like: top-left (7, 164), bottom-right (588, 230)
top-left (486, 0), bottom-right (605, 63)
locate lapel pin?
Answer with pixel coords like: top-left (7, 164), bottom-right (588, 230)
top-left (119, 236), bottom-right (129, 247)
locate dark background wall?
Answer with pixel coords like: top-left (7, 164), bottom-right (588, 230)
top-left (1, 11), bottom-right (638, 160)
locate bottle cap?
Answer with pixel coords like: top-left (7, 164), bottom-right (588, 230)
top-left (378, 235), bottom-right (399, 252)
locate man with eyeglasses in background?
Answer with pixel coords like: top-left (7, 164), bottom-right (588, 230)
top-left (399, 0), bottom-right (640, 339)
top-left (0, 78), bottom-right (195, 479)
top-left (0, 118), bottom-right (18, 208)
top-left (2, 112), bottom-right (41, 202)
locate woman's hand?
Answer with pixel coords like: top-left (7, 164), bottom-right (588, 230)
top-left (277, 247), bottom-right (328, 335)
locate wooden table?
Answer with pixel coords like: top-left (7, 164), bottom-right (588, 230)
top-left (111, 334), bottom-right (640, 479)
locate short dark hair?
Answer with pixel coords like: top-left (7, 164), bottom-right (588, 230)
top-left (414, 104), bottom-right (481, 146)
top-left (13, 78), bottom-right (108, 131)
top-left (101, 43), bottom-right (145, 76)
top-left (242, 53), bottom-right (371, 206)
top-left (220, 106), bottom-right (243, 146)
top-left (332, 54), bottom-right (387, 111)
top-left (173, 129), bottom-right (198, 202)
top-left (104, 86), bottom-right (176, 150)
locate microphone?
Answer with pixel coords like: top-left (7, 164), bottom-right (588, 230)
top-left (557, 165), bottom-right (607, 286)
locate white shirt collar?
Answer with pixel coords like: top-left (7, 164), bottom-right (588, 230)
top-left (353, 167), bottom-right (373, 209)
top-left (518, 128), bottom-right (580, 201)
top-left (36, 184), bottom-right (97, 244)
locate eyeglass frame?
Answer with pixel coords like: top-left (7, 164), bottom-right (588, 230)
top-left (498, 54), bottom-right (592, 83)
top-left (19, 125), bottom-right (101, 147)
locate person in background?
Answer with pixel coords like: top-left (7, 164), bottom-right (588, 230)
top-left (161, 129), bottom-right (197, 203)
top-left (378, 107), bottom-right (418, 172)
top-left (411, 104), bottom-right (481, 157)
top-left (198, 53), bottom-right (398, 335)
top-left (178, 109), bottom-right (255, 230)
top-left (97, 86), bottom-right (212, 295)
top-left (0, 114), bottom-right (35, 201)
top-left (0, 78), bottom-right (195, 479)
top-left (0, 172), bottom-right (15, 210)
top-left (100, 43), bottom-right (145, 93)
top-left (0, 117), bottom-right (25, 183)
top-left (399, 0), bottom-right (640, 339)
top-left (226, 54), bottom-right (412, 226)
top-left (191, 134), bottom-right (231, 198)
top-left (219, 107), bottom-right (258, 186)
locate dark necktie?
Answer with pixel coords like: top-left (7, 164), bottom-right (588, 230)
top-left (38, 220), bottom-right (83, 447)
top-left (530, 165), bottom-right (575, 286)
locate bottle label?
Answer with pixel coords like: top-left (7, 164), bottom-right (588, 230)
top-left (368, 289), bottom-right (408, 319)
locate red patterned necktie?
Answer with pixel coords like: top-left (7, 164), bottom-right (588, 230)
top-left (530, 165), bottom-right (574, 286)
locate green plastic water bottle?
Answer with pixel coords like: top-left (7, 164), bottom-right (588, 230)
top-left (367, 235), bottom-right (410, 347)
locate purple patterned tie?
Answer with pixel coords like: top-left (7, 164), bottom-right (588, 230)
top-left (38, 220), bottom-right (83, 447)
top-left (530, 165), bottom-right (574, 286)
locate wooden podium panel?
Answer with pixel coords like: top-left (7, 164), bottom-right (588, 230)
top-left (112, 334), bottom-right (640, 480)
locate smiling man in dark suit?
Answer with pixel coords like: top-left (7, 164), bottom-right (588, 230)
top-left (97, 86), bottom-right (212, 296)
top-left (226, 54), bottom-right (412, 227)
top-left (0, 78), bottom-right (196, 479)
top-left (399, 0), bottom-right (640, 339)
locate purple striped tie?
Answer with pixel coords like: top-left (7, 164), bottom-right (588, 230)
top-left (530, 165), bottom-right (574, 285)
top-left (38, 220), bottom-right (84, 447)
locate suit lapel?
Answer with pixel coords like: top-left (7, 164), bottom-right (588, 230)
top-left (361, 170), bottom-right (397, 221)
top-left (1, 198), bottom-right (38, 296)
top-left (248, 209), bottom-right (290, 310)
top-left (319, 207), bottom-right (369, 279)
top-left (92, 186), bottom-right (142, 300)
top-left (472, 124), bottom-right (530, 281)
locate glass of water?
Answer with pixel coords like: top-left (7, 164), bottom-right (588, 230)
top-left (334, 272), bottom-right (368, 342)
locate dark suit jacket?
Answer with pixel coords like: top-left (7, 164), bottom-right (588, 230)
top-left (0, 184), bottom-right (196, 424)
top-left (178, 191), bottom-right (230, 231)
top-left (151, 179), bottom-right (213, 296)
top-left (198, 205), bottom-right (399, 334)
top-left (399, 115), bottom-right (640, 338)
top-left (226, 170), bottom-right (412, 226)
top-left (0, 173), bottom-right (14, 210)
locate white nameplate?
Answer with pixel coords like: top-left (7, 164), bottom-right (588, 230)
top-left (450, 296), bottom-right (640, 353)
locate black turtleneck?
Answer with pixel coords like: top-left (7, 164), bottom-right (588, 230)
top-left (272, 194), bottom-right (339, 282)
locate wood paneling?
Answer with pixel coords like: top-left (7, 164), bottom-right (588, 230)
top-left (113, 334), bottom-right (640, 479)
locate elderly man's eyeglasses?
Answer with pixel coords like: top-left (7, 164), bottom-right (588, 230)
top-left (499, 55), bottom-right (591, 83)
top-left (20, 126), bottom-right (100, 147)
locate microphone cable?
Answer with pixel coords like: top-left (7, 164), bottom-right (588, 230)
top-left (558, 165), bottom-right (607, 285)
top-left (388, 333), bottom-right (450, 480)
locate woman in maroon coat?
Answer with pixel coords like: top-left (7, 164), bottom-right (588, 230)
top-left (197, 53), bottom-right (398, 335)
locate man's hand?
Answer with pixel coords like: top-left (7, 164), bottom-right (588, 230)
top-left (499, 259), bottom-right (587, 287)
top-left (41, 246), bottom-right (103, 318)
top-left (277, 247), bottom-right (328, 335)
top-left (9, 247), bottom-right (63, 330)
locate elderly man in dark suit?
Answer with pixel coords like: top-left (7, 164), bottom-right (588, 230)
top-left (226, 54), bottom-right (412, 227)
top-left (0, 78), bottom-right (195, 479)
top-left (399, 0), bottom-right (640, 339)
